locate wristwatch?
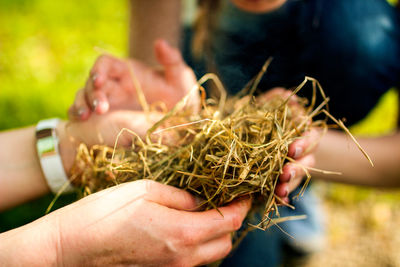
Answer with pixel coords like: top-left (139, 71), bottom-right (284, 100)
top-left (36, 118), bottom-right (75, 194)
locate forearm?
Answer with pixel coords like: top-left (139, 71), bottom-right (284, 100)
top-left (129, 0), bottom-right (182, 65)
top-left (0, 214), bottom-right (58, 266)
top-left (0, 122), bottom-right (77, 211)
top-left (313, 130), bottom-right (400, 187)
top-left (0, 126), bottom-right (49, 210)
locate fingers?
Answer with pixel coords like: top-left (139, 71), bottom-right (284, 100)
top-left (90, 55), bottom-right (126, 87)
top-left (187, 197), bottom-right (252, 243)
top-left (288, 128), bottom-right (320, 159)
top-left (194, 234), bottom-right (232, 266)
top-left (154, 39), bottom-right (183, 67)
top-left (139, 180), bottom-right (200, 211)
top-left (276, 153), bottom-right (316, 201)
top-left (287, 154), bottom-right (315, 192)
top-left (68, 89), bottom-right (90, 120)
top-left (154, 39), bottom-right (187, 82)
top-left (84, 80), bottom-right (110, 114)
top-left (87, 55), bottom-right (129, 114)
top-left (257, 87), bottom-right (298, 104)
top-left (275, 182), bottom-right (289, 200)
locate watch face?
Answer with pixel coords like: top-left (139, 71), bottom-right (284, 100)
top-left (36, 128), bottom-right (53, 139)
top-left (36, 128), bottom-right (57, 157)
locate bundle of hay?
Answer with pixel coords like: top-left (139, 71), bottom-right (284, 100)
top-left (69, 65), bottom-right (370, 228)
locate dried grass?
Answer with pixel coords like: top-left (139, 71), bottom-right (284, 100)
top-left (68, 61), bottom-right (371, 229)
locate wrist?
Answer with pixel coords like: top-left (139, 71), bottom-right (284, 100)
top-left (0, 214), bottom-right (61, 266)
top-left (36, 119), bottom-right (76, 194)
top-left (56, 121), bottom-right (76, 175)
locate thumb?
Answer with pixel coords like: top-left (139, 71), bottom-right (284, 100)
top-left (154, 39), bottom-right (187, 82)
top-left (139, 180), bottom-right (201, 211)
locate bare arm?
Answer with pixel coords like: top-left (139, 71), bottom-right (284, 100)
top-left (0, 126), bottom-right (50, 210)
top-left (129, 0), bottom-right (182, 65)
top-left (312, 130), bottom-right (400, 187)
top-left (0, 110), bottom-right (164, 211)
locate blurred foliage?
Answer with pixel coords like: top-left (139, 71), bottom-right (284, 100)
top-left (0, 0), bottom-right (128, 130)
top-left (0, 0), bottom-right (128, 231)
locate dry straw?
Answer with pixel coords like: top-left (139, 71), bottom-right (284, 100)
top-left (68, 59), bottom-right (372, 229)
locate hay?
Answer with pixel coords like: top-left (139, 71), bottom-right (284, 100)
top-left (68, 63), bottom-right (371, 229)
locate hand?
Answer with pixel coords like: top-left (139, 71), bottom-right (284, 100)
top-left (275, 129), bottom-right (320, 202)
top-left (58, 110), bottom-right (168, 175)
top-left (69, 39), bottom-right (199, 120)
top-left (53, 180), bottom-right (251, 266)
top-left (256, 87), bottom-right (318, 202)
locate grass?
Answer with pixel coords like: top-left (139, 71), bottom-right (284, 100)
top-left (0, 0), bottom-right (128, 129)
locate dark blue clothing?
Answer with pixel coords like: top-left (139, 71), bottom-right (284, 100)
top-left (184, 0), bottom-right (400, 126)
top-left (182, 0), bottom-right (400, 266)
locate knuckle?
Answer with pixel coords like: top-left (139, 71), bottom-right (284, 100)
top-left (230, 212), bottom-right (243, 231)
top-left (308, 155), bottom-right (316, 167)
top-left (179, 227), bottom-right (197, 247)
top-left (140, 179), bottom-right (156, 194)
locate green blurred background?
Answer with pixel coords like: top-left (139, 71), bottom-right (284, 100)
top-left (0, 0), bottom-right (128, 231)
top-left (0, 0), bottom-right (399, 234)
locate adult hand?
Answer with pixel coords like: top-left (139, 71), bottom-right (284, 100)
top-left (69, 39), bottom-right (199, 120)
top-left (51, 180), bottom-right (250, 266)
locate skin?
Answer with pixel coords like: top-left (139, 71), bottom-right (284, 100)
top-left (124, 1), bottom-right (400, 190)
top-left (0, 114), bottom-right (251, 266)
top-left (0, 180), bottom-right (251, 266)
top-left (69, 39), bottom-right (199, 120)
top-left (313, 130), bottom-right (400, 188)
top-left (231, 0), bottom-right (287, 13)
top-left (0, 111), bottom-right (162, 210)
top-left (70, 41), bottom-right (310, 201)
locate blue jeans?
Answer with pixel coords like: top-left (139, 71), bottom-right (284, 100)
top-left (182, 0), bottom-right (399, 266)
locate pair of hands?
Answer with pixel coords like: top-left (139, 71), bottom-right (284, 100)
top-left (67, 39), bottom-right (316, 202)
top-left (45, 40), bottom-right (247, 266)
top-left (52, 39), bottom-right (317, 265)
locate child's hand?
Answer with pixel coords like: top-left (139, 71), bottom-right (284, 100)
top-left (69, 39), bottom-right (199, 120)
top-left (256, 88), bottom-right (320, 203)
top-left (275, 129), bottom-right (320, 203)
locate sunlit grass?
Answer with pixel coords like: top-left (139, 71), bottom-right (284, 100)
top-left (0, 0), bottom-right (128, 129)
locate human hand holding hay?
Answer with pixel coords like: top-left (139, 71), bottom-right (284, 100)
top-left (70, 75), bottom-right (330, 229)
top-left (0, 179), bottom-right (251, 266)
top-left (69, 39), bottom-right (199, 120)
top-left (256, 88), bottom-right (320, 203)
top-left (58, 110), bottom-right (169, 178)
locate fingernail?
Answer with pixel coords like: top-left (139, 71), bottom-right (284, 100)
top-left (293, 147), bottom-right (303, 159)
top-left (289, 170), bottom-right (296, 181)
top-left (92, 73), bottom-right (98, 82)
top-left (77, 107), bottom-right (87, 117)
top-left (92, 99), bottom-right (99, 111)
top-left (285, 188), bottom-right (289, 197)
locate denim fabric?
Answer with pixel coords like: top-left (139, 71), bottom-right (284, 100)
top-left (182, 0), bottom-right (400, 266)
